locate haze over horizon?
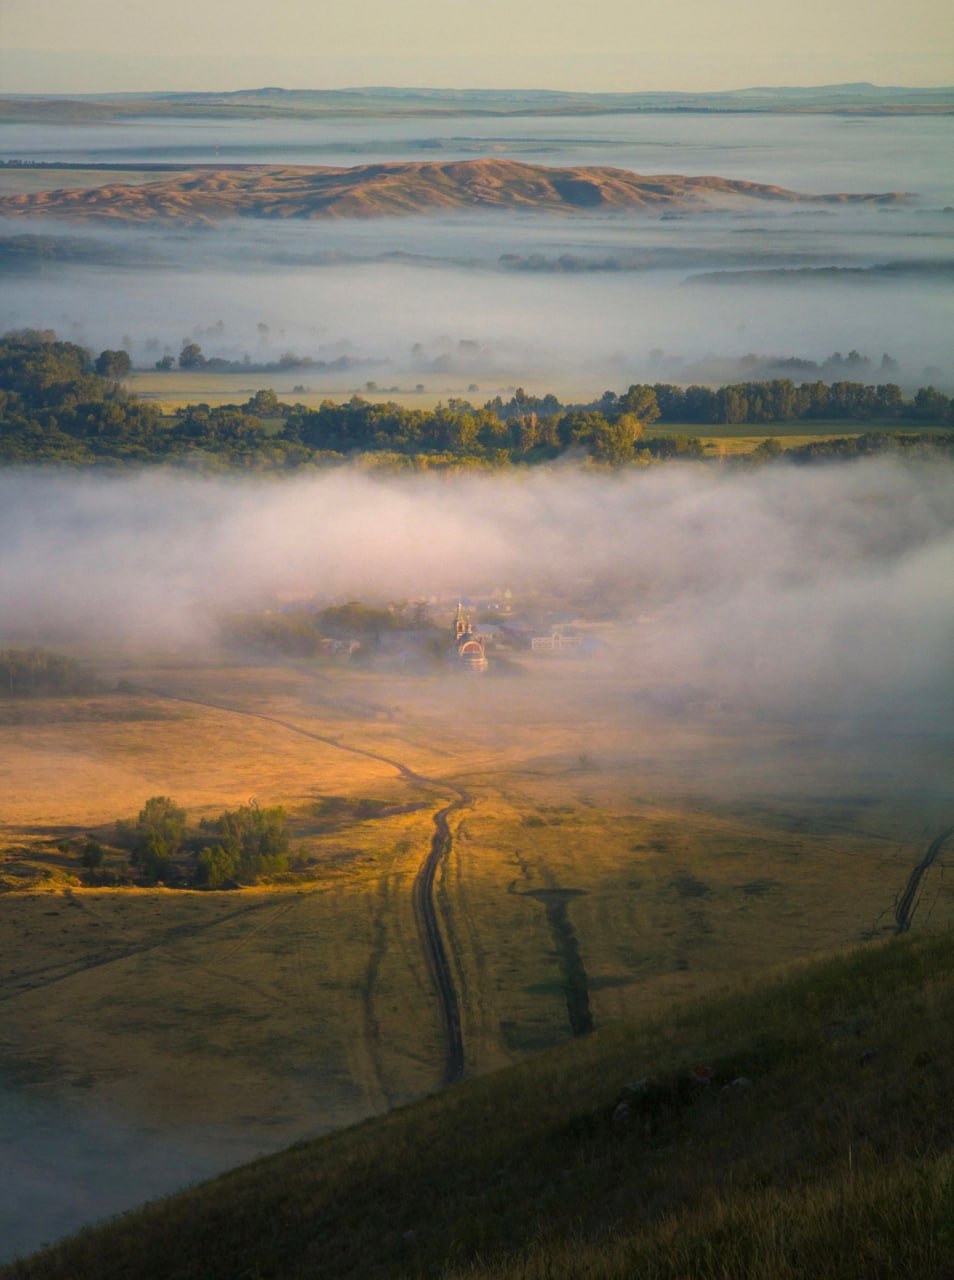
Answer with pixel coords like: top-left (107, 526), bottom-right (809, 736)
top-left (2, 0), bottom-right (952, 94)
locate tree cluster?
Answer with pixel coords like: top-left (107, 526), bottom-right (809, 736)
top-left (118, 795), bottom-right (290, 887)
top-left (2, 330), bottom-right (953, 471)
top-left (196, 802), bottom-right (289, 888)
top-left (0, 329), bottom-right (161, 463)
top-left (646, 379), bottom-right (946, 425)
top-left (0, 647), bottom-right (95, 697)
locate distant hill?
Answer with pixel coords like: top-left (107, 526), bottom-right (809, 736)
top-left (1, 83), bottom-right (952, 122)
top-left (0, 159), bottom-right (909, 225)
top-left (5, 927), bottom-right (954, 1279)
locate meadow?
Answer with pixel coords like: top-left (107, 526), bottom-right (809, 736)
top-left (122, 367), bottom-right (946, 453)
top-left (2, 648), bottom-right (949, 1255)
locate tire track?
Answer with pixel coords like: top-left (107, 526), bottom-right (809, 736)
top-left (894, 826), bottom-right (954, 933)
top-left (135, 687), bottom-right (421, 782)
top-left (139, 686), bottom-right (470, 1085)
top-left (206, 896), bottom-right (299, 963)
top-left (358, 879), bottom-right (395, 1109)
top-left (0, 897), bottom-right (283, 1004)
top-left (412, 789), bottom-right (470, 1086)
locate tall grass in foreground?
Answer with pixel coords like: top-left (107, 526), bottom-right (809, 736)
top-left (456, 1152), bottom-right (954, 1278)
top-left (5, 928), bottom-right (954, 1279)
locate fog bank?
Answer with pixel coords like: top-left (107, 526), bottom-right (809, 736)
top-left (2, 460), bottom-right (952, 725)
top-left (2, 204), bottom-right (951, 390)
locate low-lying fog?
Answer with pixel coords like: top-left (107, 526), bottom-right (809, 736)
top-left (3, 114), bottom-right (953, 199)
top-left (0, 1082), bottom-right (234, 1264)
top-left (3, 460), bottom-right (952, 732)
top-left (3, 208), bottom-right (953, 392)
top-left (3, 460), bottom-right (953, 1262)
top-left (3, 460), bottom-right (947, 1259)
top-left (1, 112), bottom-right (952, 389)
top-left (3, 109), bottom-right (953, 1266)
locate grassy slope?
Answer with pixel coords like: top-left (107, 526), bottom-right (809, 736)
top-left (6, 927), bottom-right (954, 1279)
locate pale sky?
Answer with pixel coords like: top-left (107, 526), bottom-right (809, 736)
top-left (1, 0), bottom-right (952, 93)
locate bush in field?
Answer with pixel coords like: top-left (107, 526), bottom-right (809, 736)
top-left (194, 844), bottom-right (238, 890)
top-left (115, 796), bottom-right (291, 888)
top-left (197, 801), bottom-right (289, 884)
top-left (128, 795), bottom-right (187, 884)
top-left (80, 837), bottom-right (104, 870)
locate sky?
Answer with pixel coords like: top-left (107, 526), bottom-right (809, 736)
top-left (1, 0), bottom-right (952, 94)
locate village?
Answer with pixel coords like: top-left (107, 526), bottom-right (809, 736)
top-left (345, 590), bottom-right (603, 675)
top-left (223, 584), bottom-right (614, 675)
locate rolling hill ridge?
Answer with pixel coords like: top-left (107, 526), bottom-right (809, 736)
top-left (0, 159), bottom-right (909, 224)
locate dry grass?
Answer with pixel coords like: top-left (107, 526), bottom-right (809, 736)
top-left (7, 927), bottom-right (954, 1279)
top-left (0, 160), bottom-right (888, 226)
top-left (0, 169), bottom-right (163, 195)
top-left (126, 372), bottom-right (449, 412)
top-left (0, 877), bottom-right (439, 1140)
top-left (0, 652), bottom-right (950, 1214)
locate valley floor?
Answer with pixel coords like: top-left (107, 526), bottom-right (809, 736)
top-left (1, 654), bottom-right (952, 1260)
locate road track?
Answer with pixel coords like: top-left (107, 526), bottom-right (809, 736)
top-left (412, 789), bottom-right (469, 1085)
top-left (895, 826), bottom-right (954, 933)
top-left (0, 896), bottom-right (284, 1003)
top-left (140, 686), bottom-right (469, 1084)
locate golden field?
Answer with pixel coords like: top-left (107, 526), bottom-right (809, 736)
top-left (1, 652), bottom-right (951, 1162)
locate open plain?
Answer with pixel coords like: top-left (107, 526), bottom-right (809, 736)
top-left (2, 647), bottom-right (951, 1257)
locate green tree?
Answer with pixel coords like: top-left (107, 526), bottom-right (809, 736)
top-left (194, 845), bottom-right (237, 889)
top-left (751, 437), bottom-right (783, 462)
top-left (913, 387), bottom-right (950, 422)
top-left (131, 796), bottom-right (186, 883)
top-left (94, 349), bottom-right (132, 379)
top-left (591, 413), bottom-right (643, 466)
top-left (81, 838), bottom-right (104, 870)
top-left (617, 384), bottom-right (660, 426)
top-left (199, 801), bottom-right (289, 882)
top-left (178, 342), bottom-right (205, 370)
top-left (244, 389), bottom-right (281, 416)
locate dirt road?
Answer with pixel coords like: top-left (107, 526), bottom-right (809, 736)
top-left (412, 789), bottom-right (469, 1085)
top-left (143, 687), bottom-right (469, 1084)
top-left (895, 827), bottom-right (954, 932)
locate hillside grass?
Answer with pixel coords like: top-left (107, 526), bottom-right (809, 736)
top-left (6, 926), bottom-right (954, 1279)
top-left (1, 658), bottom-right (945, 1156)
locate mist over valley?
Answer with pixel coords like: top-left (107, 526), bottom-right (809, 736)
top-left (2, 112), bottom-right (952, 391)
top-left (2, 92), bottom-right (953, 1274)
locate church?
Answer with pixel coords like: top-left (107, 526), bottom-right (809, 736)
top-left (453, 602), bottom-right (489, 674)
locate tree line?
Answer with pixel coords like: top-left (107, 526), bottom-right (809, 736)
top-left (0, 647), bottom-right (96, 697)
top-left (1, 329), bottom-right (952, 470)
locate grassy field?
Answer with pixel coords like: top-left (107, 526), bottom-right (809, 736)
top-left (0, 651), bottom-right (951, 1260)
top-left (650, 418), bottom-right (945, 455)
top-left (6, 925), bottom-right (954, 1279)
top-left (123, 370), bottom-right (943, 447)
top-left (126, 371), bottom-right (500, 413)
